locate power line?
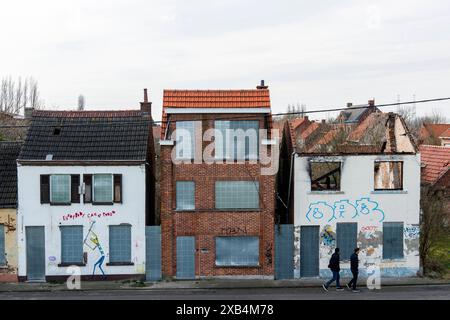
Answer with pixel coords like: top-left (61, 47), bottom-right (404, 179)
top-left (0, 96), bottom-right (449, 129)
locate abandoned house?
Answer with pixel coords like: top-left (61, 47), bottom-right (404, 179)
top-left (16, 92), bottom-right (155, 281)
top-left (419, 123), bottom-right (450, 147)
top-left (159, 82), bottom-right (277, 279)
top-left (0, 141), bottom-right (22, 282)
top-left (277, 109), bottom-right (421, 279)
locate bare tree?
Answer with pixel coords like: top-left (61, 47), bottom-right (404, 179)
top-left (78, 95), bottom-right (85, 111)
top-left (0, 76), bottom-right (43, 114)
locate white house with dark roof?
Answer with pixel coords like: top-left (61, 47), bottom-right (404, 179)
top-left (16, 93), bottom-right (155, 281)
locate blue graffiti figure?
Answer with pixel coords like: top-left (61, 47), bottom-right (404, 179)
top-left (90, 233), bottom-right (106, 276)
top-left (355, 198), bottom-right (385, 222)
top-left (333, 200), bottom-right (358, 219)
top-left (306, 201), bottom-right (335, 222)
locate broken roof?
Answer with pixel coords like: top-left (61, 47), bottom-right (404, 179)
top-left (419, 145), bottom-right (450, 185)
top-left (0, 141), bottom-right (22, 208)
top-left (286, 112), bottom-right (417, 155)
top-left (19, 110), bottom-right (152, 162)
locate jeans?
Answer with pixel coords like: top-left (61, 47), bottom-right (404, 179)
top-left (325, 271), bottom-right (341, 288)
top-left (348, 270), bottom-right (358, 290)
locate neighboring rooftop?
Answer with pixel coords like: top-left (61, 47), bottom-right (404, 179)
top-left (419, 145), bottom-right (450, 185)
top-left (0, 111), bottom-right (29, 141)
top-left (19, 110), bottom-right (152, 161)
top-left (337, 100), bottom-right (379, 124)
top-left (0, 141), bottom-right (23, 208)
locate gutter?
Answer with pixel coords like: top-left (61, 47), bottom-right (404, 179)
top-left (286, 151), bottom-right (296, 220)
top-left (17, 160), bottom-right (146, 166)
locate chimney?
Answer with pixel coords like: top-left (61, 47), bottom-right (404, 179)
top-left (24, 107), bottom-right (34, 119)
top-left (321, 119), bottom-right (326, 124)
top-left (347, 102), bottom-right (353, 108)
top-left (256, 80), bottom-right (269, 89)
top-left (140, 88), bottom-right (152, 114)
top-left (304, 116), bottom-right (309, 121)
top-left (368, 99), bottom-right (375, 107)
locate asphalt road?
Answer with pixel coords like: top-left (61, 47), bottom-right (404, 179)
top-left (0, 284), bottom-right (448, 300)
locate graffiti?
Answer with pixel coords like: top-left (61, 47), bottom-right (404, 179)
top-left (265, 242), bottom-right (273, 265)
top-left (83, 221), bottom-right (106, 276)
top-left (306, 198), bottom-right (385, 223)
top-left (220, 226), bottom-right (247, 235)
top-left (404, 225), bottom-right (419, 240)
top-left (320, 225), bottom-right (335, 247)
top-left (48, 256), bottom-right (56, 262)
top-left (360, 226), bottom-right (380, 239)
top-left (62, 210), bottom-right (117, 222)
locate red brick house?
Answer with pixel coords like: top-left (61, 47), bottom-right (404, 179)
top-left (159, 82), bottom-right (277, 279)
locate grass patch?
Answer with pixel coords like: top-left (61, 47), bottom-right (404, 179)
top-left (428, 231), bottom-right (450, 278)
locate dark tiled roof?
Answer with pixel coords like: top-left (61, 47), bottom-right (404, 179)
top-left (19, 110), bottom-right (152, 161)
top-left (0, 141), bottom-right (22, 208)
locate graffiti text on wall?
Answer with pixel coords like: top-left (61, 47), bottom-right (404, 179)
top-left (61, 210), bottom-right (117, 222)
top-left (404, 225), bottom-right (419, 240)
top-left (306, 198), bottom-right (385, 223)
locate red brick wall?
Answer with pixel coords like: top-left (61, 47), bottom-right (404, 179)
top-left (160, 113), bottom-right (275, 278)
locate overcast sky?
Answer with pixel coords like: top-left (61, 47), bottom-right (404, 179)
top-left (1, 0), bottom-right (450, 121)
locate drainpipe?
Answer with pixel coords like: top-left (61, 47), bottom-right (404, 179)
top-left (286, 151), bottom-right (296, 223)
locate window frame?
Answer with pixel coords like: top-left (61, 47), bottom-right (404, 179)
top-left (50, 174), bottom-right (72, 205)
top-left (215, 181), bottom-right (260, 210)
top-left (374, 161), bottom-right (404, 191)
top-left (92, 174), bottom-right (114, 205)
top-left (309, 161), bottom-right (342, 192)
top-left (215, 236), bottom-right (260, 267)
top-left (214, 120), bottom-right (260, 161)
top-left (176, 181), bottom-right (195, 211)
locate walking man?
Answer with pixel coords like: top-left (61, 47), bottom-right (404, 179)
top-left (322, 248), bottom-right (344, 291)
top-left (347, 248), bottom-right (360, 292)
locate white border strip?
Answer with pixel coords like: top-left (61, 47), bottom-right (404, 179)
top-left (165, 107), bottom-right (271, 114)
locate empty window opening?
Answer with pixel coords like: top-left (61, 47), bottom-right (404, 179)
top-left (310, 162), bottom-right (341, 191)
top-left (374, 161), bottom-right (403, 190)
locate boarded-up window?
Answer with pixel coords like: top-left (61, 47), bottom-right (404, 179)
top-left (337, 223), bottom-right (357, 261)
top-left (310, 162), bottom-right (341, 191)
top-left (109, 225), bottom-right (132, 264)
top-left (60, 226), bottom-right (83, 264)
top-left (383, 222), bottom-right (404, 259)
top-left (374, 161), bottom-right (403, 190)
top-left (215, 236), bottom-right (259, 266)
top-left (0, 225), bottom-right (5, 266)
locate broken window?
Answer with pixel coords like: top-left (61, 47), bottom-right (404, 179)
top-left (374, 161), bottom-right (403, 190)
top-left (310, 162), bottom-right (341, 191)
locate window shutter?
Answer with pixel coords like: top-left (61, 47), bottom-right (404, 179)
top-left (71, 175), bottom-right (80, 203)
top-left (114, 174), bottom-right (122, 203)
top-left (40, 175), bottom-right (50, 204)
top-left (83, 174), bottom-right (92, 203)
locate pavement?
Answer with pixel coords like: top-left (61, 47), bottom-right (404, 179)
top-left (0, 285), bottom-right (449, 300)
top-left (0, 277), bottom-right (448, 292)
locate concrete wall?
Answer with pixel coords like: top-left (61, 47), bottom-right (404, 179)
top-left (0, 208), bottom-right (18, 282)
top-left (17, 165), bottom-right (147, 279)
top-left (293, 154), bottom-right (421, 278)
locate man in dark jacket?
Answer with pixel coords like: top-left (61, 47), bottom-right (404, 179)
top-left (347, 248), bottom-right (360, 292)
top-left (322, 248), bottom-right (344, 291)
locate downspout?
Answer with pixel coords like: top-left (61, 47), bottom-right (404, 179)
top-left (286, 151), bottom-right (296, 223)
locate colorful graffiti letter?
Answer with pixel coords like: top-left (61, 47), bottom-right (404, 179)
top-left (306, 201), bottom-right (335, 222)
top-left (333, 200), bottom-right (358, 220)
top-left (355, 198), bottom-right (385, 222)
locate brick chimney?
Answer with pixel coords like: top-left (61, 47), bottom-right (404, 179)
top-left (140, 88), bottom-right (152, 114)
top-left (347, 102), bottom-right (353, 108)
top-left (368, 99), bottom-right (375, 107)
top-left (256, 80), bottom-right (268, 89)
top-left (24, 107), bottom-right (34, 119)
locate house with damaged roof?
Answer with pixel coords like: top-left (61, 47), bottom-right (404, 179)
top-left (277, 108), bottom-right (421, 279)
top-left (16, 91), bottom-right (155, 281)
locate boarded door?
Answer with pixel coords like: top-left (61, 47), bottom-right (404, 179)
top-left (145, 226), bottom-right (161, 281)
top-left (176, 236), bottom-right (195, 279)
top-left (26, 226), bottom-right (45, 281)
top-left (300, 226), bottom-right (319, 277)
top-left (275, 224), bottom-right (294, 279)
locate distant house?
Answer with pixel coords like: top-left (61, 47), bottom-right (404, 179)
top-left (419, 145), bottom-right (450, 217)
top-left (0, 141), bottom-right (22, 282)
top-left (16, 93), bottom-right (155, 281)
top-left (278, 111), bottom-right (421, 278)
top-left (336, 100), bottom-right (379, 124)
top-left (419, 123), bottom-right (450, 146)
top-left (0, 111), bottom-right (30, 141)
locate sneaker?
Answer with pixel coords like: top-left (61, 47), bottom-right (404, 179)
top-left (336, 287), bottom-right (345, 291)
top-left (346, 284), bottom-right (351, 290)
top-left (322, 284), bottom-right (329, 292)
top-left (352, 289), bottom-right (360, 293)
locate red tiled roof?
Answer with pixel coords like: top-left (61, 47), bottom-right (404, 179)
top-left (421, 124), bottom-right (450, 139)
top-left (162, 89), bottom-right (271, 108)
top-left (420, 145), bottom-right (450, 184)
top-left (439, 128), bottom-right (450, 138)
top-left (347, 112), bottom-right (385, 142)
